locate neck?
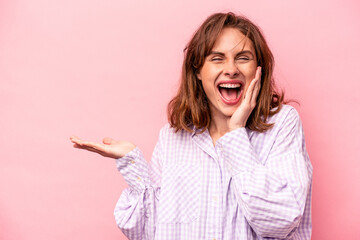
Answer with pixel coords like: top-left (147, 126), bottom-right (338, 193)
top-left (208, 114), bottom-right (231, 145)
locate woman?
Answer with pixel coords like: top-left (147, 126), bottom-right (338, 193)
top-left (71, 12), bottom-right (312, 240)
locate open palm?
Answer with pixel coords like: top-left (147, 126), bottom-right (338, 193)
top-left (70, 136), bottom-right (136, 159)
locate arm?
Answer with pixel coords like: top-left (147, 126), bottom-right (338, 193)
top-left (218, 108), bottom-right (312, 239)
top-left (114, 141), bottom-right (162, 240)
top-left (70, 131), bottom-right (164, 240)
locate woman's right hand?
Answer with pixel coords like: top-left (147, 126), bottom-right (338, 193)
top-left (70, 136), bottom-right (136, 159)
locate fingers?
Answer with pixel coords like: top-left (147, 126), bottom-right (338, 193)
top-left (103, 137), bottom-right (116, 145)
top-left (243, 66), bottom-right (261, 105)
top-left (70, 136), bottom-right (81, 143)
top-left (246, 77), bottom-right (257, 102)
top-left (70, 136), bottom-right (85, 146)
top-left (84, 141), bottom-right (107, 152)
top-left (73, 143), bottom-right (111, 157)
top-left (70, 136), bottom-right (108, 153)
top-left (250, 67), bottom-right (262, 105)
top-left (254, 66), bottom-right (262, 81)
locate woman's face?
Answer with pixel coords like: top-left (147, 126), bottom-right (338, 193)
top-left (197, 27), bottom-right (258, 120)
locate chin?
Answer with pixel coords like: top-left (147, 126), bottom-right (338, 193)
top-left (221, 108), bottom-right (238, 118)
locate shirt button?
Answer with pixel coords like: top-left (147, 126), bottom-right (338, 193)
top-left (137, 176), bottom-right (142, 181)
top-left (130, 160), bottom-right (135, 164)
top-left (213, 196), bottom-right (218, 202)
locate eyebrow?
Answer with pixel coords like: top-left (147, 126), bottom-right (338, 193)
top-left (209, 51), bottom-right (225, 56)
top-left (208, 50), bottom-right (254, 57)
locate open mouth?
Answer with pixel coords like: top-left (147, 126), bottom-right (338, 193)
top-left (217, 82), bottom-right (242, 104)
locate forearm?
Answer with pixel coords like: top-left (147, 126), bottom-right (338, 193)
top-left (114, 146), bottom-right (161, 240)
top-left (114, 186), bottom-right (158, 240)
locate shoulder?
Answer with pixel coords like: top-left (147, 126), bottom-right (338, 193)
top-left (158, 123), bottom-right (193, 141)
top-left (263, 105), bottom-right (306, 146)
top-left (159, 123), bottom-right (181, 136)
top-left (156, 124), bottom-right (196, 164)
top-left (159, 123), bottom-right (172, 135)
top-left (253, 104), bottom-right (303, 140)
top-left (267, 104), bottom-right (301, 127)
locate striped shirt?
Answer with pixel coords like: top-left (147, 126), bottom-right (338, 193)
top-left (114, 105), bottom-right (312, 240)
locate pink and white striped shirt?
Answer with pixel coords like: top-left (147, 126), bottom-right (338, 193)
top-left (114, 105), bottom-right (312, 240)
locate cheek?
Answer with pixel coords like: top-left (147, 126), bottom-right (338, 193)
top-left (200, 64), bottom-right (223, 78)
top-left (243, 72), bottom-right (256, 93)
top-left (202, 82), bottom-right (217, 98)
top-left (243, 81), bottom-right (251, 94)
top-left (245, 64), bottom-right (257, 77)
top-left (243, 67), bottom-right (257, 87)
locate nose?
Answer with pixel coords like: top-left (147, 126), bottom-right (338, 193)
top-left (223, 60), bottom-right (239, 78)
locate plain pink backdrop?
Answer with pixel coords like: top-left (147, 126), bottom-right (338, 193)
top-left (1, 0), bottom-right (359, 239)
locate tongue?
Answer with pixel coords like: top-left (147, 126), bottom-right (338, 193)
top-left (219, 88), bottom-right (238, 100)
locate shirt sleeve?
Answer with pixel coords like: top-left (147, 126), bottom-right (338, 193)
top-left (113, 130), bottom-right (164, 240)
top-left (217, 108), bottom-right (313, 239)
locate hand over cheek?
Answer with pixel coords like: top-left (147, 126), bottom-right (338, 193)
top-left (228, 66), bottom-right (261, 131)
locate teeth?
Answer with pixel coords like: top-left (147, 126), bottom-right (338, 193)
top-left (218, 83), bottom-right (241, 88)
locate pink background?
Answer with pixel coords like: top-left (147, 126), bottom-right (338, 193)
top-left (1, 0), bottom-right (359, 239)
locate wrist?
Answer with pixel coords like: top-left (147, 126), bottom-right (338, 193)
top-left (228, 122), bottom-right (245, 131)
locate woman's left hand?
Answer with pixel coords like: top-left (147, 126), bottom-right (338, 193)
top-left (228, 66), bottom-right (262, 131)
top-left (70, 136), bottom-right (136, 159)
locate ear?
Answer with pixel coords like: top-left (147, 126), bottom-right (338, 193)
top-left (196, 71), bottom-right (202, 80)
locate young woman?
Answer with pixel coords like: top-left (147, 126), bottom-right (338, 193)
top-left (71, 12), bottom-right (312, 240)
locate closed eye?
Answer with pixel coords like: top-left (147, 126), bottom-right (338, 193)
top-left (211, 57), bottom-right (224, 62)
top-left (235, 50), bottom-right (255, 62)
top-left (236, 56), bottom-right (251, 61)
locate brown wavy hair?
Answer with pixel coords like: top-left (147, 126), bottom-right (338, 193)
top-left (167, 12), bottom-right (284, 133)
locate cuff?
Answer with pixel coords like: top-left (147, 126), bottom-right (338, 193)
top-left (115, 147), bottom-right (150, 193)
